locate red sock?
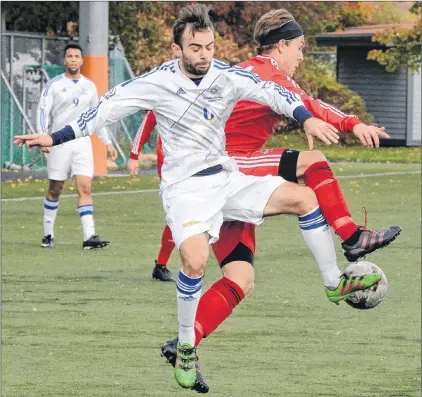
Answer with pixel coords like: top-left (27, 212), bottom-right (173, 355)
top-left (303, 161), bottom-right (358, 241)
top-left (194, 277), bottom-right (245, 346)
top-left (156, 225), bottom-right (175, 266)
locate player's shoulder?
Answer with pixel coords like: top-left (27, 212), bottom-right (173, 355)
top-left (212, 59), bottom-right (260, 82)
top-left (44, 74), bottom-right (64, 94)
top-left (121, 60), bottom-right (176, 88)
top-left (155, 59), bottom-right (177, 73)
top-left (238, 56), bottom-right (282, 80)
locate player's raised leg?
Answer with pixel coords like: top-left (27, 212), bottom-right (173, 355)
top-left (296, 150), bottom-right (401, 261)
top-left (153, 225), bottom-right (176, 281)
top-left (42, 179), bottom-right (64, 248)
top-left (74, 175), bottom-right (109, 250)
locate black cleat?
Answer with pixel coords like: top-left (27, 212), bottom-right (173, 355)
top-left (82, 235), bottom-right (110, 250)
top-left (152, 261), bottom-right (175, 282)
top-left (41, 235), bottom-right (54, 248)
top-left (161, 337), bottom-right (209, 394)
top-left (342, 225), bottom-right (402, 262)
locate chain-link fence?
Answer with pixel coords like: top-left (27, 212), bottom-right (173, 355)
top-left (1, 32), bottom-right (150, 170)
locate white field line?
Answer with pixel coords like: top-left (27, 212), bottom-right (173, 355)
top-left (2, 170), bottom-right (420, 203)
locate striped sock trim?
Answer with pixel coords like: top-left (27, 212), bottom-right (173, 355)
top-left (176, 270), bottom-right (203, 295)
top-left (298, 207), bottom-right (327, 230)
top-left (78, 204), bottom-right (93, 217)
top-left (44, 197), bottom-right (59, 210)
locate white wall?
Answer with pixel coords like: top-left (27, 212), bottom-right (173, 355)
top-left (407, 65), bottom-right (421, 146)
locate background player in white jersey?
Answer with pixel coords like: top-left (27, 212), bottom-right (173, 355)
top-left (16, 5), bottom-right (382, 390)
top-left (37, 43), bottom-right (117, 250)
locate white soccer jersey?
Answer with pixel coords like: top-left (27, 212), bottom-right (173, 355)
top-left (68, 59), bottom-right (304, 189)
top-left (37, 74), bottom-right (110, 145)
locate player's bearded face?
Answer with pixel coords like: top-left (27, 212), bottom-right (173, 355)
top-left (179, 29), bottom-right (214, 77)
top-left (64, 49), bottom-right (83, 75)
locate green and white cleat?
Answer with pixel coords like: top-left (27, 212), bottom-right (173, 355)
top-left (174, 343), bottom-right (197, 389)
top-left (325, 272), bottom-right (382, 304)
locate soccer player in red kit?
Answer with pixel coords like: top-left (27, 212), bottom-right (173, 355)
top-left (159, 8), bottom-right (401, 392)
top-left (127, 111), bottom-right (175, 282)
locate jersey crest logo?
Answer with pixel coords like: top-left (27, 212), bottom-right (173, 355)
top-left (73, 98), bottom-right (79, 106)
top-left (203, 108), bottom-right (215, 121)
top-left (104, 87), bottom-right (116, 100)
top-left (203, 87), bottom-right (223, 102)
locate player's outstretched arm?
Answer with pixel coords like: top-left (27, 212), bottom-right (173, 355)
top-left (352, 123), bottom-right (390, 148)
top-left (303, 118), bottom-right (340, 150)
top-left (14, 134), bottom-right (53, 149)
top-left (274, 76), bottom-right (390, 148)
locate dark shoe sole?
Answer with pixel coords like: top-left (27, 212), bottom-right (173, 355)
top-left (344, 227), bottom-right (401, 262)
top-left (161, 343), bottom-right (209, 393)
top-left (152, 274), bottom-right (175, 282)
top-left (83, 241), bottom-right (110, 250)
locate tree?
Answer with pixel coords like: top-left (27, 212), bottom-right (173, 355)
top-left (3, 1), bottom-right (78, 36)
top-left (367, 2), bottom-right (421, 74)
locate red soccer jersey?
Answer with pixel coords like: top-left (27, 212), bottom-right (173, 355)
top-left (225, 55), bottom-right (362, 153)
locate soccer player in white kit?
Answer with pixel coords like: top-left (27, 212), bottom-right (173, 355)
top-left (37, 43), bottom-right (117, 250)
top-left (16, 6), bottom-right (382, 390)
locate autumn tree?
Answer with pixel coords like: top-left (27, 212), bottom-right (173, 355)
top-left (368, 2), bottom-right (421, 73)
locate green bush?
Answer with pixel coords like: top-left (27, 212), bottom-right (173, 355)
top-left (273, 58), bottom-right (372, 145)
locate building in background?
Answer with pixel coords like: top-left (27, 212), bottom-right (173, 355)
top-left (317, 24), bottom-right (421, 147)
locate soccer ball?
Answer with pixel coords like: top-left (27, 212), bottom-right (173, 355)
top-left (344, 261), bottom-right (388, 310)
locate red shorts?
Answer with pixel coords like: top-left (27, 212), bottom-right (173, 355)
top-left (212, 148), bottom-right (285, 264)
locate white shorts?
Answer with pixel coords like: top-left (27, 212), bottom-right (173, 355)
top-left (162, 169), bottom-right (285, 248)
top-left (47, 137), bottom-right (93, 181)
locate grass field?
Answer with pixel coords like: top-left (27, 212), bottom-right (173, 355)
top-left (2, 163), bottom-right (421, 397)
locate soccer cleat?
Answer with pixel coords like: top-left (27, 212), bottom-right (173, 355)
top-left (174, 342), bottom-right (197, 389)
top-left (342, 225), bottom-right (401, 262)
top-left (161, 338), bottom-right (209, 393)
top-left (325, 272), bottom-right (382, 304)
top-left (41, 235), bottom-right (54, 248)
top-left (152, 261), bottom-right (175, 282)
top-left (82, 235), bottom-right (110, 250)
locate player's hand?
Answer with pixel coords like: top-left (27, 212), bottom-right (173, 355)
top-left (41, 147), bottom-right (51, 153)
top-left (303, 118), bottom-right (340, 150)
top-left (127, 158), bottom-right (139, 178)
top-left (13, 134), bottom-right (53, 150)
top-left (106, 144), bottom-right (118, 161)
top-left (353, 123), bottom-right (390, 148)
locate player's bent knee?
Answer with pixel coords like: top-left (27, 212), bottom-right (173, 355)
top-left (77, 184), bottom-right (92, 197)
top-left (48, 181), bottom-right (64, 200)
top-left (298, 186), bottom-right (319, 215)
top-left (297, 150), bottom-right (327, 178)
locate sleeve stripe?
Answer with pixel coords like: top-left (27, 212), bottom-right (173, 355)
top-left (318, 100), bottom-right (350, 118)
top-left (40, 108), bottom-right (47, 133)
top-left (43, 75), bottom-right (63, 97)
top-left (132, 118), bottom-right (147, 155)
top-left (228, 69), bottom-right (261, 84)
top-left (77, 101), bottom-right (102, 131)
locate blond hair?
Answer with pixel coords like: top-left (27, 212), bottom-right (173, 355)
top-left (254, 9), bottom-right (295, 55)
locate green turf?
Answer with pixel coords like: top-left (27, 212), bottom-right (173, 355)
top-left (2, 163), bottom-right (421, 397)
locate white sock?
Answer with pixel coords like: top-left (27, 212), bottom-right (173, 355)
top-left (44, 198), bottom-right (59, 237)
top-left (176, 269), bottom-right (203, 346)
top-left (78, 205), bottom-right (95, 241)
top-left (298, 207), bottom-right (342, 289)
